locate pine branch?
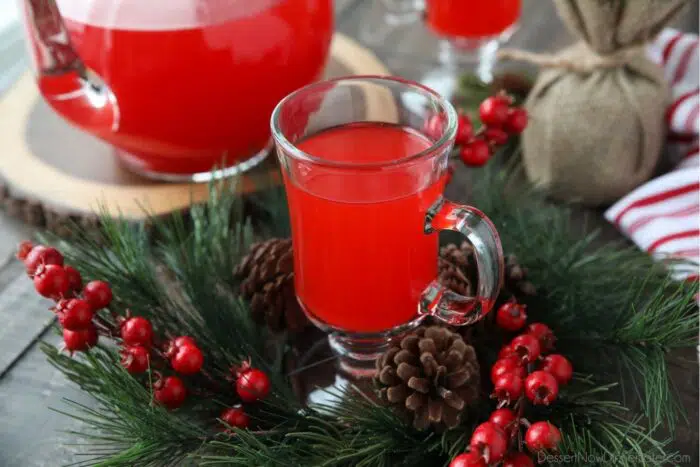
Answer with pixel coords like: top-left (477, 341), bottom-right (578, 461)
top-left (468, 162), bottom-right (698, 430)
top-left (31, 142), bottom-right (696, 466)
top-left (550, 382), bottom-right (677, 467)
top-left (43, 343), bottom-right (208, 466)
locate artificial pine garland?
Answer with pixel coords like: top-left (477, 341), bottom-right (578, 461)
top-left (18, 152), bottom-right (694, 466)
top-left (17, 78), bottom-right (696, 465)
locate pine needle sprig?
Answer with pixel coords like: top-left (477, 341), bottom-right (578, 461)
top-left (30, 147), bottom-right (696, 465)
top-left (43, 343), bottom-right (208, 466)
top-left (541, 381), bottom-right (677, 467)
top-left (467, 161), bottom-right (698, 431)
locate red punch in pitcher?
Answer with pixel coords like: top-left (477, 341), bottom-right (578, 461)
top-left (271, 77), bottom-right (504, 376)
top-left (19, 0), bottom-right (334, 180)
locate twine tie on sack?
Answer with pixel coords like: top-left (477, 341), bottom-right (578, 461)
top-left (498, 43), bottom-right (647, 73)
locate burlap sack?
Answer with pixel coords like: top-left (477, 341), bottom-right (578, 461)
top-left (505, 0), bottom-right (688, 206)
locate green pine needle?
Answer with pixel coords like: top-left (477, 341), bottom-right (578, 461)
top-left (34, 139), bottom-right (697, 465)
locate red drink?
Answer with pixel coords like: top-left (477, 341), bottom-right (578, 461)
top-left (33, 0), bottom-right (333, 175)
top-left (286, 123), bottom-right (445, 332)
top-left (425, 0), bottom-right (520, 38)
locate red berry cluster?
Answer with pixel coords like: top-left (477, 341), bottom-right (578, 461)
top-left (456, 94), bottom-right (527, 170)
top-left (450, 301), bottom-right (571, 466)
top-left (425, 93), bottom-right (528, 185)
top-left (18, 241), bottom-right (206, 411)
top-left (18, 242), bottom-right (104, 352)
top-left (19, 242), bottom-right (273, 428)
top-left (218, 359), bottom-right (273, 431)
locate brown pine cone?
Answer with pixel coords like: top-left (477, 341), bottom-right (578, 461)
top-left (505, 254), bottom-right (536, 297)
top-left (375, 326), bottom-right (480, 431)
top-left (438, 241), bottom-right (476, 296)
top-left (234, 238), bottom-right (309, 334)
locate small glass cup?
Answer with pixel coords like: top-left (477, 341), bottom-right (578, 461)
top-left (271, 76), bottom-right (503, 377)
top-left (360, 0), bottom-right (520, 95)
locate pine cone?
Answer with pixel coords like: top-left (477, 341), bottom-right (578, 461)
top-left (438, 241), bottom-right (476, 296)
top-left (438, 243), bottom-right (536, 298)
top-left (375, 326), bottom-right (480, 431)
top-left (505, 254), bottom-right (536, 297)
top-left (234, 238), bottom-right (309, 333)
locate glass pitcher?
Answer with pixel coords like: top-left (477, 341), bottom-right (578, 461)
top-left (19, 0), bottom-right (334, 180)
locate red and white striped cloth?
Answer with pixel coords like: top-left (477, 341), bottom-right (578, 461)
top-left (605, 29), bottom-right (699, 282)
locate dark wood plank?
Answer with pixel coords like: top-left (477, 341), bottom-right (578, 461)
top-left (0, 260), bottom-right (55, 377)
top-left (0, 332), bottom-right (92, 467)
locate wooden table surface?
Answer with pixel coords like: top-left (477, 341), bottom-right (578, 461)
top-left (0, 1), bottom-right (698, 466)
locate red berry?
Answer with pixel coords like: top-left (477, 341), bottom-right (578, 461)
top-left (511, 334), bottom-right (541, 363)
top-left (504, 107), bottom-right (528, 134)
top-left (173, 336), bottom-right (197, 348)
top-left (470, 421), bottom-right (507, 463)
top-left (492, 373), bottom-right (524, 404)
top-left (503, 452), bottom-right (535, 467)
top-left (63, 325), bottom-right (98, 352)
top-left (484, 127), bottom-right (509, 145)
top-left (120, 345), bottom-right (150, 374)
top-left (479, 95), bottom-right (510, 127)
top-left (17, 241), bottom-right (34, 261)
top-left (64, 266), bottom-right (82, 294)
top-left (496, 302), bottom-right (528, 331)
top-left (525, 371), bottom-right (559, 405)
top-left (541, 354), bottom-right (573, 385)
top-left (82, 281), bottom-right (112, 310)
top-left (459, 139), bottom-right (491, 167)
top-left (424, 113), bottom-right (446, 141)
top-left (121, 316), bottom-right (153, 347)
top-left (449, 452), bottom-right (487, 467)
top-left (490, 356), bottom-right (526, 384)
top-left (236, 367), bottom-right (271, 402)
top-left (171, 344), bottom-right (204, 375)
top-left (498, 344), bottom-right (515, 359)
top-left (525, 421), bottom-right (561, 453)
top-left (57, 299), bottom-right (94, 331)
top-left (24, 245), bottom-right (64, 276)
top-left (165, 336), bottom-right (197, 358)
top-left (456, 112), bottom-right (474, 145)
top-left (526, 323), bottom-right (556, 352)
top-left (154, 375), bottom-right (187, 410)
top-left (220, 406), bottom-right (250, 430)
top-left (34, 264), bottom-right (70, 299)
top-left (489, 408), bottom-right (517, 432)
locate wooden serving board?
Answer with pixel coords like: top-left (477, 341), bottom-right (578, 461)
top-left (0, 33), bottom-right (390, 225)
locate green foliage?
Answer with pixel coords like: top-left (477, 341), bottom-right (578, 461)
top-left (44, 344), bottom-right (206, 467)
top-left (38, 151), bottom-right (697, 465)
top-left (469, 165), bottom-right (697, 431)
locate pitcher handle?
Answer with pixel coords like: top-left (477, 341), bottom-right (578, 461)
top-left (421, 197), bottom-right (504, 326)
top-left (24, 0), bottom-right (85, 77)
top-left (22, 0), bottom-right (118, 132)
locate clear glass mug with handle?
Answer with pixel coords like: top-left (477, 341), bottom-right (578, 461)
top-left (361, 0), bottom-right (521, 92)
top-left (271, 76), bottom-right (503, 376)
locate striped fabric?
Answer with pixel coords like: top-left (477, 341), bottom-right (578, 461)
top-left (605, 29), bottom-right (699, 282)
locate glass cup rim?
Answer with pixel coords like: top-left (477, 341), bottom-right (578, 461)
top-left (269, 75), bottom-right (458, 169)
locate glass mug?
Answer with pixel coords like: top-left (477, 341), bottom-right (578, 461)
top-left (360, 0), bottom-right (519, 96)
top-left (271, 76), bottom-right (503, 376)
top-left (19, 0), bottom-right (333, 180)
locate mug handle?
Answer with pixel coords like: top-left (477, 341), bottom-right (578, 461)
top-left (421, 196), bottom-right (504, 326)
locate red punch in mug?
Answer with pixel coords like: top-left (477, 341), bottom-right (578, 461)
top-left (271, 76), bottom-right (503, 376)
top-left (424, 0), bottom-right (521, 42)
